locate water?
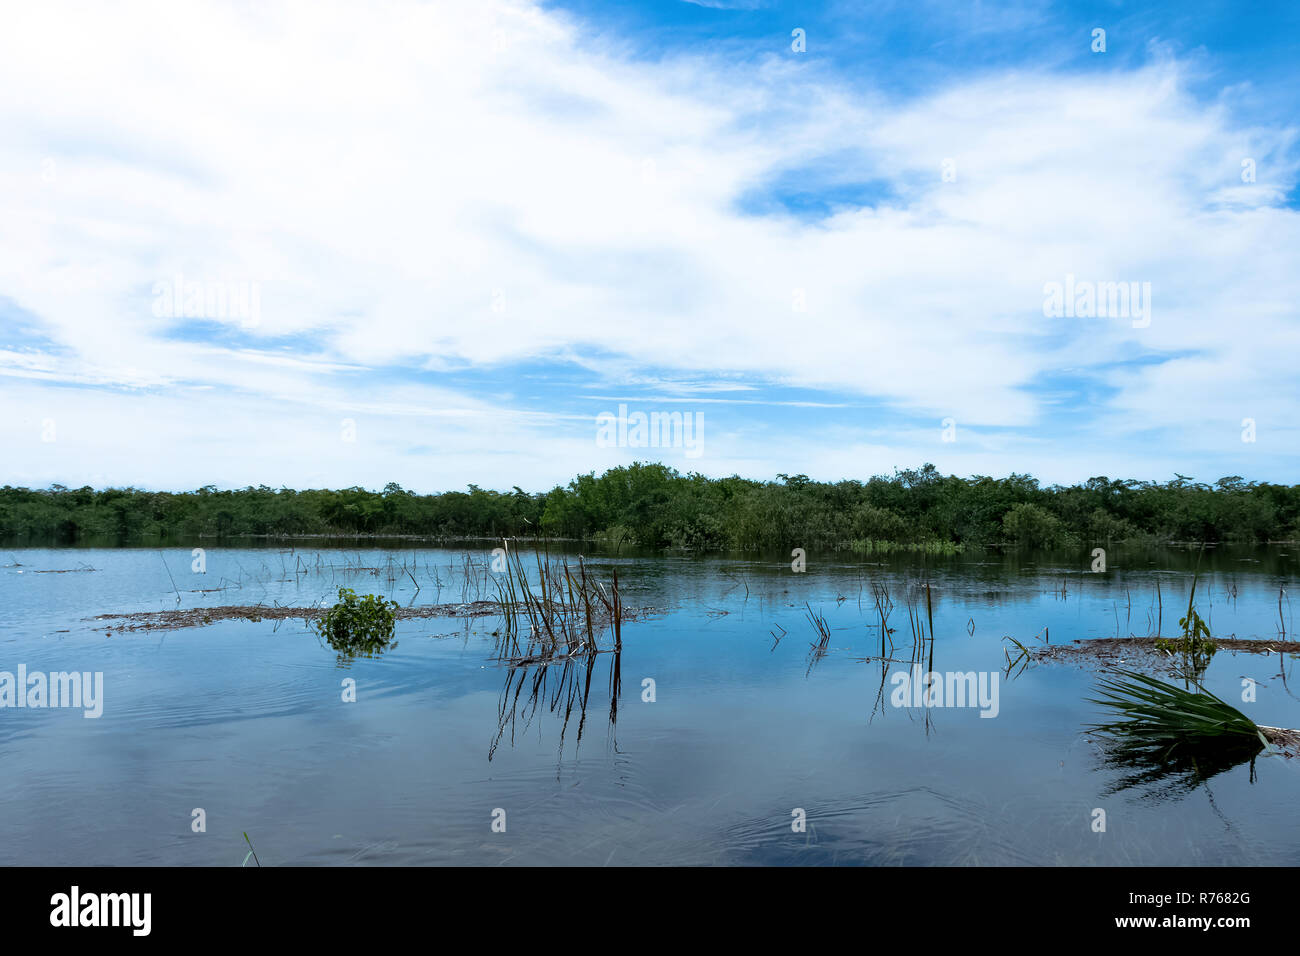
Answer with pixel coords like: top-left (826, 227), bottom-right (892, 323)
top-left (1, 542), bottom-right (1297, 865)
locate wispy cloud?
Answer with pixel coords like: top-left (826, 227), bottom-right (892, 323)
top-left (1, 0), bottom-right (1296, 490)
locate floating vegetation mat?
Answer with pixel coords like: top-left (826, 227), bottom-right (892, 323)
top-left (1034, 635), bottom-right (1297, 672)
top-left (89, 601), bottom-right (504, 631)
top-left (90, 596), bottom-right (658, 635)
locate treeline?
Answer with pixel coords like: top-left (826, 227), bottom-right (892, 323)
top-left (1, 463), bottom-right (1297, 550)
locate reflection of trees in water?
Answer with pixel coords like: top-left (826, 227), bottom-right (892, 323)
top-left (490, 649), bottom-right (621, 761)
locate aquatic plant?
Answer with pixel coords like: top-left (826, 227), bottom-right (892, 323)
top-left (491, 541), bottom-right (629, 664)
top-left (1083, 668), bottom-right (1291, 799)
top-left (1156, 576), bottom-right (1216, 671)
top-left (1087, 668), bottom-right (1268, 752)
top-left (1002, 635), bottom-right (1032, 679)
top-left (1152, 556), bottom-right (1218, 676)
top-left (804, 603), bottom-right (833, 674)
top-left (805, 603), bottom-right (831, 644)
top-left (487, 543), bottom-right (630, 760)
top-left (241, 831), bottom-right (261, 867)
top-left (1154, 633), bottom-right (1216, 663)
top-left (314, 587), bottom-right (399, 658)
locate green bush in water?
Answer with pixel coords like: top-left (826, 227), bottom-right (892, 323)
top-left (315, 587), bottom-right (398, 657)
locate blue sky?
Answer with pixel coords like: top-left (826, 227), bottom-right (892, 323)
top-left (1, 0), bottom-right (1297, 492)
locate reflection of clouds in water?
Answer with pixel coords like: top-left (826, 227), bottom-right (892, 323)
top-left (3, 542), bottom-right (1299, 865)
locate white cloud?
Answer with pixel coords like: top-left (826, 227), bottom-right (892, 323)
top-left (0, 0), bottom-right (1296, 489)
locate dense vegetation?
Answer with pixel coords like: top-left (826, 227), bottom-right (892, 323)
top-left (1, 464), bottom-right (1297, 550)
top-left (314, 587), bottom-right (399, 661)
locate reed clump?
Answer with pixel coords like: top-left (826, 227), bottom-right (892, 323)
top-left (491, 541), bottom-right (630, 666)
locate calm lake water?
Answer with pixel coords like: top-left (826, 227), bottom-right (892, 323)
top-left (1, 541), bottom-right (1297, 866)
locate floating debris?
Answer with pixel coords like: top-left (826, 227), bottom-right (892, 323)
top-left (1034, 635), bottom-right (1296, 673)
top-left (89, 601), bottom-right (502, 632)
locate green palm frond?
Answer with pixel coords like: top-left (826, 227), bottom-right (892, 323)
top-left (1086, 668), bottom-right (1268, 753)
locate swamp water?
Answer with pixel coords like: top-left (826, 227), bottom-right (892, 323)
top-left (0, 542), bottom-right (1296, 866)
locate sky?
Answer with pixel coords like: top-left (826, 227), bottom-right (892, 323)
top-left (1, 0), bottom-right (1297, 493)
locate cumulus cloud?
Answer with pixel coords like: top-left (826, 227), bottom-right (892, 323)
top-left (0, 0), bottom-right (1295, 489)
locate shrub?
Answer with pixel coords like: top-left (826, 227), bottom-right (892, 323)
top-left (851, 504), bottom-right (908, 542)
top-left (1086, 507), bottom-right (1137, 543)
top-left (314, 587), bottom-right (399, 658)
top-left (1001, 503), bottom-right (1064, 549)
